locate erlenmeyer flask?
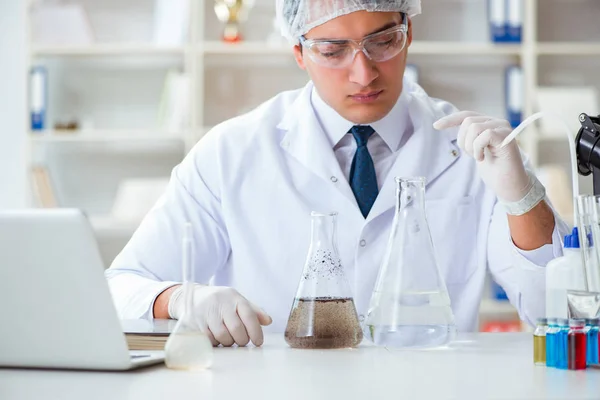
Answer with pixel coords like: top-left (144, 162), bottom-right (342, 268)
top-left (365, 177), bottom-right (456, 348)
top-left (165, 223), bottom-right (214, 370)
top-left (284, 212), bottom-right (363, 349)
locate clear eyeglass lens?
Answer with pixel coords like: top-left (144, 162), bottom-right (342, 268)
top-left (307, 29), bottom-right (406, 68)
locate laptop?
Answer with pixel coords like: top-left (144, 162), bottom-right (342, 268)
top-left (0, 208), bottom-right (165, 370)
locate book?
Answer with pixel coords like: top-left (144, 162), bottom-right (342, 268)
top-left (122, 319), bottom-right (175, 351)
top-left (30, 166), bottom-right (58, 208)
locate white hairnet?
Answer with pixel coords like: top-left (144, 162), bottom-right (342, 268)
top-left (276, 0), bottom-right (421, 44)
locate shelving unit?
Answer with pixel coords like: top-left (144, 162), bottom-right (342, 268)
top-left (24, 0), bottom-right (600, 324)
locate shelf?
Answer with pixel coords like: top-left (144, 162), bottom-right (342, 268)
top-left (537, 42), bottom-right (600, 56)
top-left (30, 130), bottom-right (186, 143)
top-left (201, 41), bottom-right (293, 55)
top-left (409, 41), bottom-right (522, 56)
top-left (479, 299), bottom-right (518, 316)
top-left (200, 40), bottom-right (522, 56)
top-left (31, 44), bottom-right (186, 57)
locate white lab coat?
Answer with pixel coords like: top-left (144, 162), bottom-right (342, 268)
top-left (106, 80), bottom-right (569, 332)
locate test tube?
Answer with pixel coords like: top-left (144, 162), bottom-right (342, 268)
top-left (556, 318), bottom-right (569, 370)
top-left (568, 319), bottom-right (588, 370)
top-left (533, 318), bottom-right (548, 366)
top-left (586, 318), bottom-right (599, 366)
top-left (546, 318), bottom-right (558, 368)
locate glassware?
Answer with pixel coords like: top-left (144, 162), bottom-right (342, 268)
top-left (546, 318), bottom-right (559, 368)
top-left (568, 319), bottom-right (587, 370)
top-left (365, 177), bottom-right (456, 348)
top-left (214, 0), bottom-right (254, 43)
top-left (586, 318), bottom-right (599, 365)
top-left (533, 318), bottom-right (548, 366)
top-left (284, 212), bottom-right (363, 349)
top-left (556, 318), bottom-right (570, 370)
top-left (164, 223), bottom-right (214, 370)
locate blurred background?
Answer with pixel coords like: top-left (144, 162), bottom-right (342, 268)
top-left (0, 0), bottom-right (599, 331)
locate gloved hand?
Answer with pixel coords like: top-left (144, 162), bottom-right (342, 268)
top-left (433, 111), bottom-right (532, 203)
top-left (168, 285), bottom-right (272, 347)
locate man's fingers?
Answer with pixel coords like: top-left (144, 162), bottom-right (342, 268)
top-left (472, 129), bottom-right (494, 161)
top-left (223, 309), bottom-right (250, 347)
top-left (457, 116), bottom-right (492, 152)
top-left (433, 111), bottom-right (481, 130)
top-left (464, 120), bottom-right (499, 156)
top-left (237, 301), bottom-right (265, 347)
top-left (249, 302), bottom-right (273, 326)
top-left (203, 325), bottom-right (219, 347)
top-left (208, 320), bottom-right (235, 347)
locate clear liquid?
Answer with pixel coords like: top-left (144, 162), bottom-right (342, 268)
top-left (164, 332), bottom-right (214, 371)
top-left (365, 291), bottom-right (456, 348)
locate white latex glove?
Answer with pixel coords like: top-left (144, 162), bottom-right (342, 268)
top-left (168, 285), bottom-right (272, 347)
top-left (433, 111), bottom-right (532, 203)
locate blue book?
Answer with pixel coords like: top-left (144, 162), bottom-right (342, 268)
top-left (505, 65), bottom-right (523, 129)
top-left (30, 66), bottom-right (47, 131)
top-left (489, 0), bottom-right (508, 43)
top-left (507, 0), bottom-right (523, 43)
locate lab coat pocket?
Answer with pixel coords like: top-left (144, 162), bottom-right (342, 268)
top-left (425, 196), bottom-right (478, 286)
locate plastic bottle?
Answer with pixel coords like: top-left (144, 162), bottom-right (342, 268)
top-left (546, 228), bottom-right (587, 319)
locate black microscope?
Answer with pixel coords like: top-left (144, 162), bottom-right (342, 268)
top-left (576, 114), bottom-right (600, 194)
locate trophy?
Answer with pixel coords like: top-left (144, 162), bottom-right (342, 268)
top-left (214, 0), bottom-right (254, 43)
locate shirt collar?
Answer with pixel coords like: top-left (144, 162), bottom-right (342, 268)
top-left (310, 83), bottom-right (411, 152)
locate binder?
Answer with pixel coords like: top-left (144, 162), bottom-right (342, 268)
top-left (507, 0), bottom-right (523, 43)
top-left (489, 0), bottom-right (508, 43)
top-left (505, 65), bottom-right (523, 129)
top-left (30, 66), bottom-right (47, 131)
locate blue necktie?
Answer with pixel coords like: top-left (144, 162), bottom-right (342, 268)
top-left (349, 125), bottom-right (378, 218)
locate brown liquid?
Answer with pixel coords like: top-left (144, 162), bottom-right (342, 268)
top-left (284, 297), bottom-right (363, 349)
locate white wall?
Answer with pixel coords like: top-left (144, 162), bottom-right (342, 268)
top-left (0, 0), bottom-right (27, 209)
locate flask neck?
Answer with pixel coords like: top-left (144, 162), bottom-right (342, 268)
top-left (396, 177), bottom-right (426, 213)
top-left (310, 212), bottom-right (338, 249)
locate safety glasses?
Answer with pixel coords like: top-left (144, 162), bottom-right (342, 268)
top-left (299, 15), bottom-right (408, 69)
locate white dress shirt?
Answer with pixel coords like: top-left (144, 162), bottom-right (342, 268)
top-left (310, 88), bottom-right (557, 266)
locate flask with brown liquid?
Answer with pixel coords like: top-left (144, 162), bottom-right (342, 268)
top-left (284, 212), bottom-right (363, 349)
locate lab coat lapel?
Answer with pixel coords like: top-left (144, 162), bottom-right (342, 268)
top-left (366, 96), bottom-right (461, 223)
top-left (278, 85), bottom-right (358, 206)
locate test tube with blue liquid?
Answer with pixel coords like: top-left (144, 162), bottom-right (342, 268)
top-left (546, 318), bottom-right (558, 367)
top-left (587, 318), bottom-right (599, 366)
top-left (556, 318), bottom-right (569, 369)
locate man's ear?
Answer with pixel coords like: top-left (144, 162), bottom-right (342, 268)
top-left (407, 16), bottom-right (413, 47)
top-left (293, 44), bottom-right (306, 70)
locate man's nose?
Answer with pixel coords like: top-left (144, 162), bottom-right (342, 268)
top-left (348, 50), bottom-right (379, 87)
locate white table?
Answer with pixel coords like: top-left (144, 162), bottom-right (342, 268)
top-left (1, 333), bottom-right (598, 400)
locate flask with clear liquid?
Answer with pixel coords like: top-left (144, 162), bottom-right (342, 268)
top-left (365, 177), bottom-right (456, 348)
top-left (284, 212), bottom-right (363, 349)
top-left (164, 223), bottom-right (214, 370)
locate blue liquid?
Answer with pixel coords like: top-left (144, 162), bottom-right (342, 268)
top-left (556, 325), bottom-right (569, 370)
top-left (588, 328), bottom-right (599, 365)
top-left (367, 324), bottom-right (456, 348)
top-left (546, 331), bottom-right (555, 367)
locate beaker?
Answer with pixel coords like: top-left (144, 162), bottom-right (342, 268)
top-left (365, 177), bottom-right (456, 348)
top-left (284, 212), bottom-right (363, 349)
top-left (164, 223), bottom-right (214, 370)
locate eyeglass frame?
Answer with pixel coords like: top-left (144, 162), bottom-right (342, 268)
top-left (298, 13), bottom-right (409, 68)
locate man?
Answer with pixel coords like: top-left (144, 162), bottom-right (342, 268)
top-left (106, 0), bottom-right (569, 347)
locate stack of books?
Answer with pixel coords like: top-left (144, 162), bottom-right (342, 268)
top-left (121, 318), bottom-right (175, 351)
